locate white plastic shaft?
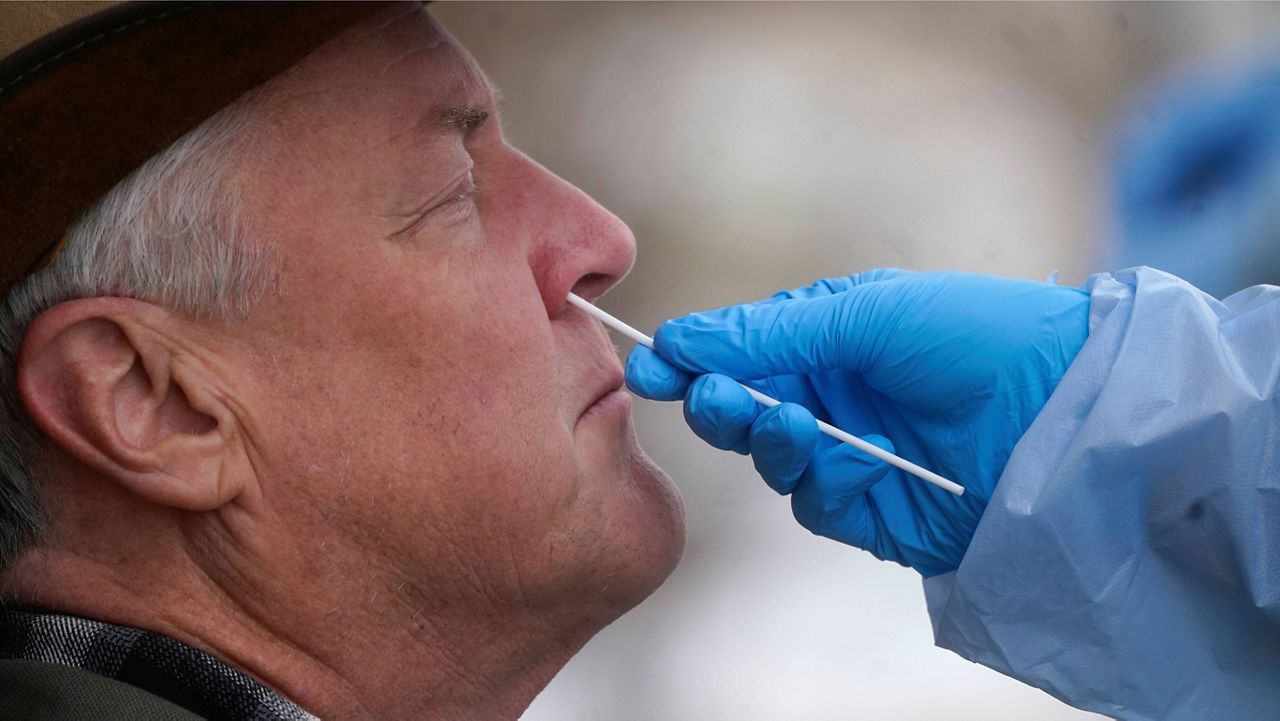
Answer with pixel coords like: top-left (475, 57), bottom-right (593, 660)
top-left (568, 293), bottom-right (965, 496)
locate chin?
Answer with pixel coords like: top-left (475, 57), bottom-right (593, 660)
top-left (596, 438), bottom-right (686, 612)
top-left (537, 420), bottom-right (684, 629)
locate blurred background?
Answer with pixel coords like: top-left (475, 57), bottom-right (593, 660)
top-left (433, 3), bottom-right (1280, 720)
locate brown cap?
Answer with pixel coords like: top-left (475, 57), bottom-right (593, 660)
top-left (0, 1), bottom-right (395, 297)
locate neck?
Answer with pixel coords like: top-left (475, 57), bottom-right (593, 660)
top-left (1, 479), bottom-right (608, 719)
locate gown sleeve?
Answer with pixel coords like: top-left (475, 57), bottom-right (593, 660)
top-left (923, 267), bottom-right (1280, 721)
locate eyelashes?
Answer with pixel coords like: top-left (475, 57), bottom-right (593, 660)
top-left (432, 169), bottom-right (478, 213)
top-left (443, 170), bottom-right (478, 206)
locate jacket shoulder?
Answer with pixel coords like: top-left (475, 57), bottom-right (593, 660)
top-left (0, 658), bottom-right (203, 720)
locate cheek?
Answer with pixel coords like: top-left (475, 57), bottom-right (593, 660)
top-left (254, 237), bottom-right (580, 542)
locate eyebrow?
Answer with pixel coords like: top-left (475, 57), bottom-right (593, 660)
top-left (440, 105), bottom-right (490, 133)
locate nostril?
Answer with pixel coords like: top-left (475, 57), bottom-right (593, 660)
top-left (571, 273), bottom-right (612, 301)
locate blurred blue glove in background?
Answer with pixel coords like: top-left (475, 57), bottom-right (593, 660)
top-left (627, 269), bottom-right (1090, 576)
top-left (1113, 58), bottom-right (1280, 297)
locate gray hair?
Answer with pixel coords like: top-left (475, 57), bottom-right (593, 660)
top-left (0, 92), bottom-right (278, 572)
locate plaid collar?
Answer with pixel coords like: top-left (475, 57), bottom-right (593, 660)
top-left (0, 605), bottom-right (317, 720)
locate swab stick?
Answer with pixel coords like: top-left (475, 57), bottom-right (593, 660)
top-left (568, 293), bottom-right (965, 496)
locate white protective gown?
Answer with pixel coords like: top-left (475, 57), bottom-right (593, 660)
top-left (925, 267), bottom-right (1280, 721)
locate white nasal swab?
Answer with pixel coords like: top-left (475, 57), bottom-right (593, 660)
top-left (568, 293), bottom-right (965, 497)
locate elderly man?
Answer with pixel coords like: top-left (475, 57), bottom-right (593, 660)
top-left (0, 2), bottom-right (684, 718)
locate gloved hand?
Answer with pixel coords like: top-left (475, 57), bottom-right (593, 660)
top-left (1113, 63), bottom-right (1280, 296)
top-left (627, 269), bottom-right (1090, 576)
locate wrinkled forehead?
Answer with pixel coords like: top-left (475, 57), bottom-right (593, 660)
top-left (235, 3), bottom-right (494, 219)
top-left (256, 4), bottom-right (491, 152)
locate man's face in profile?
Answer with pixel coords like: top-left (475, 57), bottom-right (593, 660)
top-left (197, 2), bottom-right (684, 647)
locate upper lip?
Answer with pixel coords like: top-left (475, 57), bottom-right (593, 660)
top-left (570, 296), bottom-right (628, 419)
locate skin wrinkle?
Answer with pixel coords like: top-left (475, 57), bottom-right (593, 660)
top-left (194, 594), bottom-right (376, 719)
top-left (382, 170), bottom-right (478, 238)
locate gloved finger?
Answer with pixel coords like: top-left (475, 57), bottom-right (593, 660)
top-left (628, 337), bottom-right (834, 431)
top-left (626, 345), bottom-right (694, 401)
top-left (653, 280), bottom-right (900, 379)
top-left (728, 269), bottom-right (914, 319)
top-left (790, 435), bottom-right (894, 549)
top-left (683, 374), bottom-right (760, 454)
top-left (769, 268), bottom-right (914, 301)
top-left (750, 373), bottom-right (833, 427)
top-left (748, 403), bottom-right (820, 494)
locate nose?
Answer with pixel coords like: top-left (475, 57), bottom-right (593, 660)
top-left (495, 150), bottom-right (637, 314)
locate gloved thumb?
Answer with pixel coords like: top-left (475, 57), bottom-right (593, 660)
top-left (652, 282), bottom-right (897, 380)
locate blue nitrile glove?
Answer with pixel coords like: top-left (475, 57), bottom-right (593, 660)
top-left (627, 269), bottom-right (1090, 576)
top-left (1113, 61), bottom-right (1280, 296)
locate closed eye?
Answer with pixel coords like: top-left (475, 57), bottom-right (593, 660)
top-left (445, 170), bottom-right (478, 205)
top-left (395, 169), bottom-right (479, 237)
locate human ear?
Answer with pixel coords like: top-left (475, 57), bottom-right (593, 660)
top-left (16, 298), bottom-right (242, 511)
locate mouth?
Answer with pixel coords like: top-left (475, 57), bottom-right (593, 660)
top-left (577, 367), bottom-right (630, 425)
